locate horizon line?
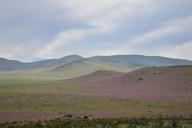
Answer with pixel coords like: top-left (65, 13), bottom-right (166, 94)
top-left (1, 54), bottom-right (192, 63)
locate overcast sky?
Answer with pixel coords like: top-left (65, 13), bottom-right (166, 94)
top-left (0, 0), bottom-right (192, 61)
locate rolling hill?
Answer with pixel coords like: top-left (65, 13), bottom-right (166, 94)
top-left (66, 65), bottom-right (192, 101)
top-left (91, 55), bottom-right (192, 66)
top-left (0, 55), bottom-right (84, 72)
top-left (0, 61), bottom-right (191, 121)
top-left (0, 55), bottom-right (192, 79)
top-left (0, 58), bottom-right (26, 71)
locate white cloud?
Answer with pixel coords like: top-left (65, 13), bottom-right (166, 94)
top-left (127, 26), bottom-right (180, 45)
top-left (50, 0), bottom-right (146, 18)
top-left (37, 29), bottom-right (92, 58)
top-left (0, 42), bottom-right (40, 62)
top-left (155, 41), bottom-right (192, 60)
top-left (0, 46), bottom-right (21, 59)
top-left (37, 0), bottom-right (158, 59)
top-left (93, 16), bottom-right (192, 58)
top-left (115, 16), bottom-right (192, 52)
top-left (47, 0), bottom-right (155, 32)
top-left (0, 0), bottom-right (192, 61)
top-left (132, 16), bottom-right (191, 44)
top-left (37, 15), bottom-right (192, 59)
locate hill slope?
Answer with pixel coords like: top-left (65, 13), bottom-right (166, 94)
top-left (92, 55), bottom-right (192, 66)
top-left (0, 65), bottom-right (191, 121)
top-left (66, 65), bottom-right (192, 100)
top-left (0, 55), bottom-right (192, 79)
top-left (1, 55), bottom-right (192, 72)
top-left (0, 58), bottom-right (26, 71)
top-left (0, 59), bottom-right (141, 80)
top-left (0, 55), bottom-right (84, 72)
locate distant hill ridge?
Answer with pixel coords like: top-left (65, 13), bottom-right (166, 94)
top-left (91, 55), bottom-right (192, 66)
top-left (0, 55), bottom-right (84, 71)
top-left (0, 55), bottom-right (192, 76)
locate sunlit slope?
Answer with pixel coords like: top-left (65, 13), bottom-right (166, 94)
top-left (8, 59), bottom-right (143, 80)
top-left (67, 65), bottom-right (192, 101)
top-left (1, 55), bottom-right (192, 80)
top-left (0, 66), bottom-right (191, 120)
top-left (0, 55), bottom-right (84, 72)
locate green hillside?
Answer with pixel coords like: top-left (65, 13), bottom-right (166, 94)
top-left (0, 54), bottom-right (192, 80)
top-left (1, 59), bottom-right (143, 80)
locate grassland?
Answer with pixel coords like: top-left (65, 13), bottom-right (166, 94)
top-left (0, 72), bottom-right (192, 123)
top-left (0, 58), bottom-right (144, 80)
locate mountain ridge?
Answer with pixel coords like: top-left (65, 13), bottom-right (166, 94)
top-left (0, 55), bottom-right (192, 79)
top-left (91, 55), bottom-right (192, 66)
top-left (1, 54), bottom-right (192, 63)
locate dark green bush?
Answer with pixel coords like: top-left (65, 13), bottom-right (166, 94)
top-left (0, 116), bottom-right (191, 128)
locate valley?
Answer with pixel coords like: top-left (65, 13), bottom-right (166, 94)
top-left (0, 55), bottom-right (192, 122)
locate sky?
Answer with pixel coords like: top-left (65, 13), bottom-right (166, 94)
top-left (0, 0), bottom-right (192, 61)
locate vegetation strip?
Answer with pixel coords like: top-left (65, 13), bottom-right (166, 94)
top-left (0, 116), bottom-right (192, 128)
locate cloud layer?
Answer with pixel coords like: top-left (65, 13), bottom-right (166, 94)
top-left (0, 0), bottom-right (192, 61)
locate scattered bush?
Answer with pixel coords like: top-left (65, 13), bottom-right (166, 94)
top-left (0, 116), bottom-right (191, 128)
